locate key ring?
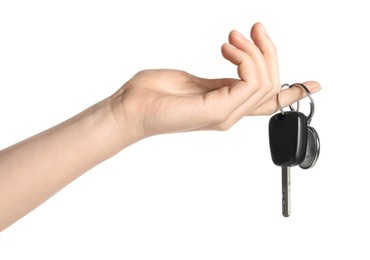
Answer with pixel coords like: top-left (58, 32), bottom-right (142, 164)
top-left (277, 83), bottom-right (315, 124)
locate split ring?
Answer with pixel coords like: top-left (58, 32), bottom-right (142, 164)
top-left (277, 83), bottom-right (315, 124)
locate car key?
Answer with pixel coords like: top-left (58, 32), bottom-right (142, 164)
top-left (269, 111), bottom-right (308, 217)
top-left (282, 166), bottom-right (290, 217)
top-left (268, 83), bottom-right (320, 217)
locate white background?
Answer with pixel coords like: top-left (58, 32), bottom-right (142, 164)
top-left (0, 0), bottom-right (369, 259)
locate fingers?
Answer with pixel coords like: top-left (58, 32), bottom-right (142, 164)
top-left (226, 27), bottom-right (280, 111)
top-left (220, 42), bottom-right (265, 114)
top-left (210, 24), bottom-right (280, 129)
top-left (250, 23), bottom-right (280, 88)
top-left (221, 42), bottom-right (257, 82)
top-left (220, 31), bottom-right (274, 111)
top-left (228, 29), bottom-right (270, 85)
top-left (249, 81), bottom-right (321, 116)
top-left (209, 81), bottom-right (321, 130)
top-left (203, 23), bottom-right (319, 131)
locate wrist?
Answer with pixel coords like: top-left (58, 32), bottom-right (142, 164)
top-left (102, 91), bottom-right (143, 151)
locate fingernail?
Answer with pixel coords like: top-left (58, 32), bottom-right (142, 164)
top-left (233, 30), bottom-right (246, 40)
top-left (259, 23), bottom-right (268, 36)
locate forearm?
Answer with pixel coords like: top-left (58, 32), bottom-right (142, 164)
top-left (0, 96), bottom-right (135, 231)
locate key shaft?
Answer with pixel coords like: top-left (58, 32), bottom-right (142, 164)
top-left (282, 166), bottom-right (291, 217)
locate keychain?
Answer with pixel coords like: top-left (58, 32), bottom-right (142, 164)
top-left (268, 83), bottom-right (320, 217)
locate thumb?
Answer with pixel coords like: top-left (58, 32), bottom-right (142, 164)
top-left (278, 81), bottom-right (321, 109)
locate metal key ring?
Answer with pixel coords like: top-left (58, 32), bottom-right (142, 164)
top-left (278, 83), bottom-right (299, 113)
top-left (277, 83), bottom-right (315, 124)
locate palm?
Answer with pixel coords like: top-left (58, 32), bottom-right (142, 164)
top-left (115, 25), bottom-right (320, 138)
top-left (120, 69), bottom-right (225, 136)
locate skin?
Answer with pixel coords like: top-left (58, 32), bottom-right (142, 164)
top-left (0, 23), bottom-right (321, 231)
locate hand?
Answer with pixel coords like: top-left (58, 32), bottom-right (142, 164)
top-left (0, 22), bottom-right (321, 231)
top-left (110, 23), bottom-right (321, 140)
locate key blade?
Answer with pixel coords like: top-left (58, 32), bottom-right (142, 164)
top-left (282, 166), bottom-right (291, 217)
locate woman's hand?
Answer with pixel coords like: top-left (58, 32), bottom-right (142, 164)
top-left (0, 22), bottom-right (321, 231)
top-left (111, 23), bottom-right (320, 140)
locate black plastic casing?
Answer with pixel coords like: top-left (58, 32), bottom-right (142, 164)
top-left (269, 112), bottom-right (308, 167)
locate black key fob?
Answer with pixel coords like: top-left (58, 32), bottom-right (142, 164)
top-left (269, 111), bottom-right (308, 167)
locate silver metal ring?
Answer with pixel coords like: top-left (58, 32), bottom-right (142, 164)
top-left (278, 83), bottom-right (300, 113)
top-left (278, 83), bottom-right (290, 114)
top-left (277, 83), bottom-right (315, 124)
